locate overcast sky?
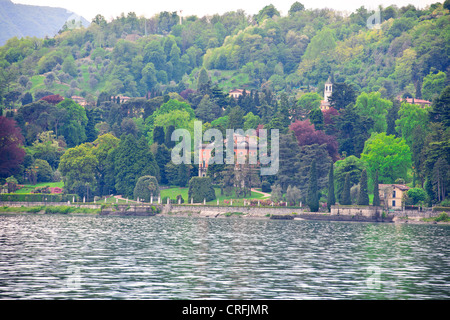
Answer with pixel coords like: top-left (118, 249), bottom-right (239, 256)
top-left (12, 0), bottom-right (438, 21)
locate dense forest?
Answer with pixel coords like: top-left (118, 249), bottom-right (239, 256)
top-left (0, 2), bottom-right (449, 207)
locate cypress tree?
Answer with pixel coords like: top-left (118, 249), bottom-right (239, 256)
top-left (307, 160), bottom-right (319, 212)
top-left (357, 169), bottom-right (369, 205)
top-left (177, 162), bottom-right (190, 188)
top-left (165, 125), bottom-right (176, 149)
top-left (373, 171), bottom-right (381, 206)
top-left (341, 173), bottom-right (351, 205)
top-left (327, 162), bottom-right (335, 212)
top-left (153, 126), bottom-right (165, 145)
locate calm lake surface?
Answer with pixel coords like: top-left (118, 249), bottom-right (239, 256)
top-left (0, 214), bottom-right (449, 299)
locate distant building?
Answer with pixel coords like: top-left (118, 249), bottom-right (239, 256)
top-left (110, 96), bottom-right (131, 103)
top-left (71, 96), bottom-right (87, 107)
top-left (198, 132), bottom-right (258, 176)
top-left (320, 78), bottom-right (333, 110)
top-left (402, 97), bottom-right (431, 107)
top-left (378, 184), bottom-right (411, 208)
top-left (229, 89), bottom-right (244, 99)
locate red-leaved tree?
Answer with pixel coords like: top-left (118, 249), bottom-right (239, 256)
top-left (40, 94), bottom-right (64, 105)
top-left (0, 116), bottom-right (26, 179)
top-left (289, 119), bottom-right (340, 162)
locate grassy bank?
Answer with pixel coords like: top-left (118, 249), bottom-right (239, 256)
top-left (422, 212), bottom-right (450, 223)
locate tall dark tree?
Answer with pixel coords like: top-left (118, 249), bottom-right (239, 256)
top-left (155, 143), bottom-right (171, 184)
top-left (328, 82), bottom-right (357, 110)
top-left (153, 126), bottom-right (165, 145)
top-left (357, 169), bottom-right (369, 205)
top-left (429, 85), bottom-right (450, 127)
top-left (165, 125), bottom-right (176, 149)
top-left (309, 108), bottom-right (324, 131)
top-left (177, 162), bottom-right (190, 188)
top-left (373, 171), bottom-right (381, 206)
top-left (277, 132), bottom-right (301, 191)
top-left (341, 173), bottom-right (351, 205)
top-left (307, 160), bottom-right (319, 212)
top-left (327, 162), bottom-right (335, 212)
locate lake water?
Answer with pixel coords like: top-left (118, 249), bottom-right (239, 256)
top-left (0, 214), bottom-right (449, 299)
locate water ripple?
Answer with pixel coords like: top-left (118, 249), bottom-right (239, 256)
top-left (0, 215), bottom-right (449, 299)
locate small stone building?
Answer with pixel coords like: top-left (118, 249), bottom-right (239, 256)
top-left (379, 184), bottom-right (411, 208)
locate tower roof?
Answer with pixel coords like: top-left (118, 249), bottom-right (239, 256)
top-left (325, 76), bottom-right (332, 85)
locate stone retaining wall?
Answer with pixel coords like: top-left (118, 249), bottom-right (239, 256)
top-left (163, 204), bottom-right (305, 218)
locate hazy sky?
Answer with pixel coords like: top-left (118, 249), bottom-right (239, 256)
top-left (12, 0), bottom-right (438, 21)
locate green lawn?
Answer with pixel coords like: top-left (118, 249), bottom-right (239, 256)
top-left (14, 182), bottom-right (64, 194)
top-left (159, 186), bottom-right (266, 205)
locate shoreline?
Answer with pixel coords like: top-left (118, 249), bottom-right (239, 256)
top-left (1, 210), bottom-right (449, 225)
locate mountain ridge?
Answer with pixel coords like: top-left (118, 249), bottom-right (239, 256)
top-left (0, 0), bottom-right (90, 45)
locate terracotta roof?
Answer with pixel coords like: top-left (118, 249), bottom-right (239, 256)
top-left (379, 184), bottom-right (411, 191)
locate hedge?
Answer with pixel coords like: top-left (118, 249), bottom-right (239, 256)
top-left (0, 193), bottom-right (79, 202)
top-left (432, 206), bottom-right (450, 212)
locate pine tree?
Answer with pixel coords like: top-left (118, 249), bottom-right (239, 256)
top-left (357, 169), bottom-right (369, 205)
top-left (341, 173), bottom-right (351, 205)
top-left (307, 160), bottom-right (319, 212)
top-left (327, 162), bottom-right (335, 212)
top-left (373, 171), bottom-right (381, 206)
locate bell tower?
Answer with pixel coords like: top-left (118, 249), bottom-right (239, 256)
top-left (324, 77), bottom-right (333, 102)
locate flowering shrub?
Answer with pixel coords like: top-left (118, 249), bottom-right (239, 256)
top-left (49, 187), bottom-right (63, 194)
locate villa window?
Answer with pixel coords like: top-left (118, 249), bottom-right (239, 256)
top-left (393, 190), bottom-right (396, 198)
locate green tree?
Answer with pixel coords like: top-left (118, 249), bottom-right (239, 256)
top-left (153, 126), bottom-right (165, 145)
top-left (328, 82), bottom-right (357, 110)
top-left (422, 71), bottom-right (447, 102)
top-left (307, 160), bottom-right (319, 212)
top-left (188, 177), bottom-right (216, 203)
top-left (354, 92), bottom-right (392, 133)
top-left (295, 92), bottom-right (322, 120)
top-left (302, 28), bottom-right (336, 61)
top-left (133, 175), bottom-right (159, 202)
top-left (289, 2), bottom-right (305, 15)
top-left (341, 173), bottom-right (351, 205)
top-left (334, 155), bottom-right (366, 199)
top-left (276, 132), bottom-right (301, 191)
top-left (195, 94), bottom-right (222, 123)
top-left (361, 132), bottom-right (412, 184)
top-left (59, 143), bottom-right (98, 198)
top-left (56, 99), bottom-right (88, 147)
top-left (243, 112), bottom-right (261, 131)
top-left (34, 159), bottom-right (52, 183)
top-left (373, 171), bottom-right (381, 206)
top-left (357, 169), bottom-right (369, 205)
top-left (270, 184), bottom-right (283, 202)
top-left (110, 134), bottom-right (159, 198)
top-left (177, 162), bottom-right (190, 188)
top-left (429, 86), bottom-right (450, 127)
top-left (227, 105), bottom-right (245, 129)
top-left (327, 162), bottom-right (335, 212)
top-left (164, 125), bottom-right (176, 149)
top-left (255, 4), bottom-right (280, 23)
top-left (309, 108), bottom-right (324, 131)
top-left (91, 133), bottom-right (120, 196)
top-left (406, 188), bottom-right (427, 205)
top-left (286, 185), bottom-right (302, 206)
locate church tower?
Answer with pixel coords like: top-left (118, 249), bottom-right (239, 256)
top-left (324, 77), bottom-right (333, 102)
